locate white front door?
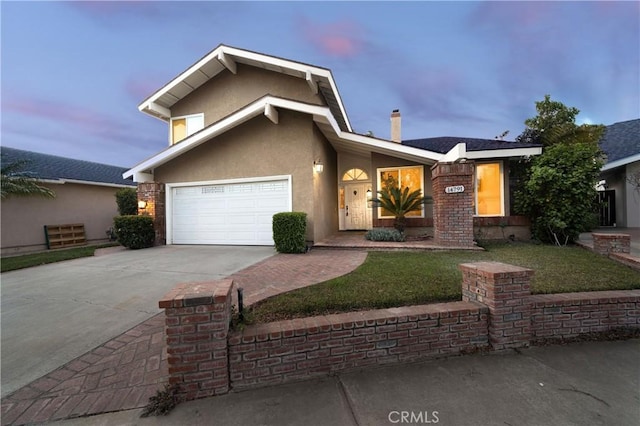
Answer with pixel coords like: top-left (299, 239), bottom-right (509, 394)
top-left (345, 183), bottom-right (368, 230)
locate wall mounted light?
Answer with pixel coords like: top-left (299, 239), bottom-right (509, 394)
top-left (314, 160), bottom-right (324, 173)
top-left (138, 200), bottom-right (147, 209)
top-left (366, 188), bottom-right (372, 200)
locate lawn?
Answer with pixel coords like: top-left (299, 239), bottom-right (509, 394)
top-left (0, 243), bottom-right (119, 272)
top-left (249, 242), bottom-right (640, 323)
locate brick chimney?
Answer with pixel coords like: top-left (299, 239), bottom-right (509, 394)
top-left (390, 109), bottom-right (401, 143)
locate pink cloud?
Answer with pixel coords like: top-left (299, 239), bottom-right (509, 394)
top-left (124, 77), bottom-right (164, 102)
top-left (4, 96), bottom-right (108, 129)
top-left (299, 17), bottom-right (364, 58)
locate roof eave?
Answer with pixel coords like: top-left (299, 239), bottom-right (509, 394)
top-left (601, 153), bottom-right (640, 171)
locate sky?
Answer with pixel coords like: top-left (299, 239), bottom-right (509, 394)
top-left (2, 1), bottom-right (639, 168)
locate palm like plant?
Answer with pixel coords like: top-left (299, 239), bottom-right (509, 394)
top-left (372, 186), bottom-right (429, 233)
top-left (1, 159), bottom-right (55, 199)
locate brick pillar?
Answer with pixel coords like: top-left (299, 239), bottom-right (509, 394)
top-left (592, 233), bottom-right (630, 255)
top-left (159, 279), bottom-right (234, 401)
top-left (137, 182), bottom-right (166, 245)
top-left (431, 162), bottom-right (475, 247)
top-left (460, 261), bottom-right (533, 350)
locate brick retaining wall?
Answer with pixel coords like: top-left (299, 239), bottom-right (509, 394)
top-left (159, 263), bottom-right (640, 401)
top-left (530, 290), bottom-right (640, 341)
top-left (228, 302), bottom-right (488, 390)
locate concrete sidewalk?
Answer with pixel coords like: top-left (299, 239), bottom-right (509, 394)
top-left (50, 339), bottom-right (640, 426)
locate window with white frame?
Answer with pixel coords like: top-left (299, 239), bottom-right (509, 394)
top-left (171, 113), bottom-right (204, 145)
top-left (377, 166), bottom-right (424, 218)
top-left (475, 162), bottom-right (504, 216)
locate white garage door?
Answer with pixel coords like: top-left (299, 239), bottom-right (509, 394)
top-left (171, 178), bottom-right (290, 245)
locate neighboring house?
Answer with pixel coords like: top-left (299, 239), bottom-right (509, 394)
top-left (1, 147), bottom-right (136, 255)
top-left (125, 44), bottom-right (542, 247)
top-left (598, 119), bottom-right (640, 228)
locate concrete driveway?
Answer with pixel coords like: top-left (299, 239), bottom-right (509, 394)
top-left (0, 245), bottom-right (274, 398)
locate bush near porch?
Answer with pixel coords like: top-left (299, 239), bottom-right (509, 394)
top-left (249, 242), bottom-right (640, 323)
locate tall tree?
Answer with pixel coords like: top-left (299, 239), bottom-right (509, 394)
top-left (0, 158), bottom-right (55, 199)
top-left (514, 95), bottom-right (604, 245)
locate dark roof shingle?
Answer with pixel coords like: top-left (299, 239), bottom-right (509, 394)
top-left (402, 136), bottom-right (541, 154)
top-left (0, 147), bottom-right (136, 187)
top-left (599, 119), bottom-right (640, 164)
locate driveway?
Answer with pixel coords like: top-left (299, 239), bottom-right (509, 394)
top-left (0, 245), bottom-right (274, 398)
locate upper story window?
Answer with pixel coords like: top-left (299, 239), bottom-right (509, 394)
top-left (377, 165), bottom-right (424, 218)
top-left (476, 162), bottom-right (504, 216)
top-left (171, 113), bottom-right (204, 145)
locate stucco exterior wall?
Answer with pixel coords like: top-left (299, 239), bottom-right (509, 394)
top-left (171, 64), bottom-right (325, 128)
top-left (626, 162), bottom-right (640, 228)
top-left (1, 183), bottom-right (123, 255)
top-left (312, 124), bottom-right (338, 242)
top-left (154, 110), bottom-right (333, 242)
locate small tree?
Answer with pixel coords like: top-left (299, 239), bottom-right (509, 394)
top-left (115, 187), bottom-right (138, 215)
top-left (372, 186), bottom-right (429, 234)
top-left (0, 159), bottom-right (55, 199)
top-left (514, 95), bottom-right (605, 245)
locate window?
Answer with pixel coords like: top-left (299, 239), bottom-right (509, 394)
top-left (171, 114), bottom-right (204, 144)
top-left (342, 168), bottom-right (368, 181)
top-left (377, 166), bottom-right (424, 218)
top-left (476, 162), bottom-right (503, 216)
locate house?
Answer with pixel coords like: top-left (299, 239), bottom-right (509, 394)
top-left (124, 45), bottom-right (542, 247)
top-left (598, 119), bottom-right (640, 228)
top-left (1, 147), bottom-right (136, 255)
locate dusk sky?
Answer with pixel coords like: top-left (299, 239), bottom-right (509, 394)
top-left (2, 1), bottom-right (639, 168)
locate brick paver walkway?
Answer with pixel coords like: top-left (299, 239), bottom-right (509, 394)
top-left (0, 249), bottom-right (366, 425)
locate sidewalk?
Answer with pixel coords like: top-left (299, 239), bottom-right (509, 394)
top-left (51, 339), bottom-right (640, 426)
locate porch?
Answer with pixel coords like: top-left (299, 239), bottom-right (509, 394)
top-left (313, 231), bottom-right (484, 251)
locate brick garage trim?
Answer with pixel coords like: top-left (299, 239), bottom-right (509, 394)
top-left (137, 182), bottom-right (166, 245)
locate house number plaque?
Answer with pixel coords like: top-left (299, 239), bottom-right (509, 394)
top-left (444, 185), bottom-right (465, 194)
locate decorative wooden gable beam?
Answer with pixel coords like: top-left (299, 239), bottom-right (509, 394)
top-left (306, 70), bottom-right (318, 95)
top-left (217, 51), bottom-right (237, 74)
top-left (264, 103), bottom-right (279, 124)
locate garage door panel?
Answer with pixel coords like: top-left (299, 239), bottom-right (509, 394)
top-left (171, 178), bottom-right (290, 245)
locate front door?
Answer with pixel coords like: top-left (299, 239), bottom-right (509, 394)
top-left (345, 183), bottom-right (367, 230)
top-left (598, 190), bottom-right (616, 227)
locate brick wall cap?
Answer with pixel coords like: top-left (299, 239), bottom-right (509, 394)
top-left (459, 261), bottom-right (533, 275)
top-left (159, 279), bottom-right (234, 308)
top-left (592, 233), bottom-right (630, 239)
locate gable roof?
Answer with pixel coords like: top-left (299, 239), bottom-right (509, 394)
top-left (124, 95), bottom-right (543, 181)
top-left (138, 44), bottom-right (352, 133)
top-left (125, 95), bottom-right (443, 180)
top-left (402, 137), bottom-right (542, 154)
top-left (599, 119), bottom-right (640, 171)
top-left (1, 147), bottom-right (136, 188)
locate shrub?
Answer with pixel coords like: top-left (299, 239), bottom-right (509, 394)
top-left (272, 212), bottom-right (307, 253)
top-left (115, 188), bottom-right (138, 216)
top-left (114, 215), bottom-right (155, 249)
top-left (365, 228), bottom-right (405, 242)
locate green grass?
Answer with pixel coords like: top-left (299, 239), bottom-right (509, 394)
top-left (250, 242), bottom-right (640, 323)
top-left (1, 243), bottom-right (119, 273)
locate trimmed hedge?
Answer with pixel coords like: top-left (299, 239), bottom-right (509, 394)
top-left (273, 212), bottom-right (307, 253)
top-left (365, 228), bottom-right (405, 242)
top-left (115, 188), bottom-right (138, 216)
top-left (114, 215), bottom-right (155, 249)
